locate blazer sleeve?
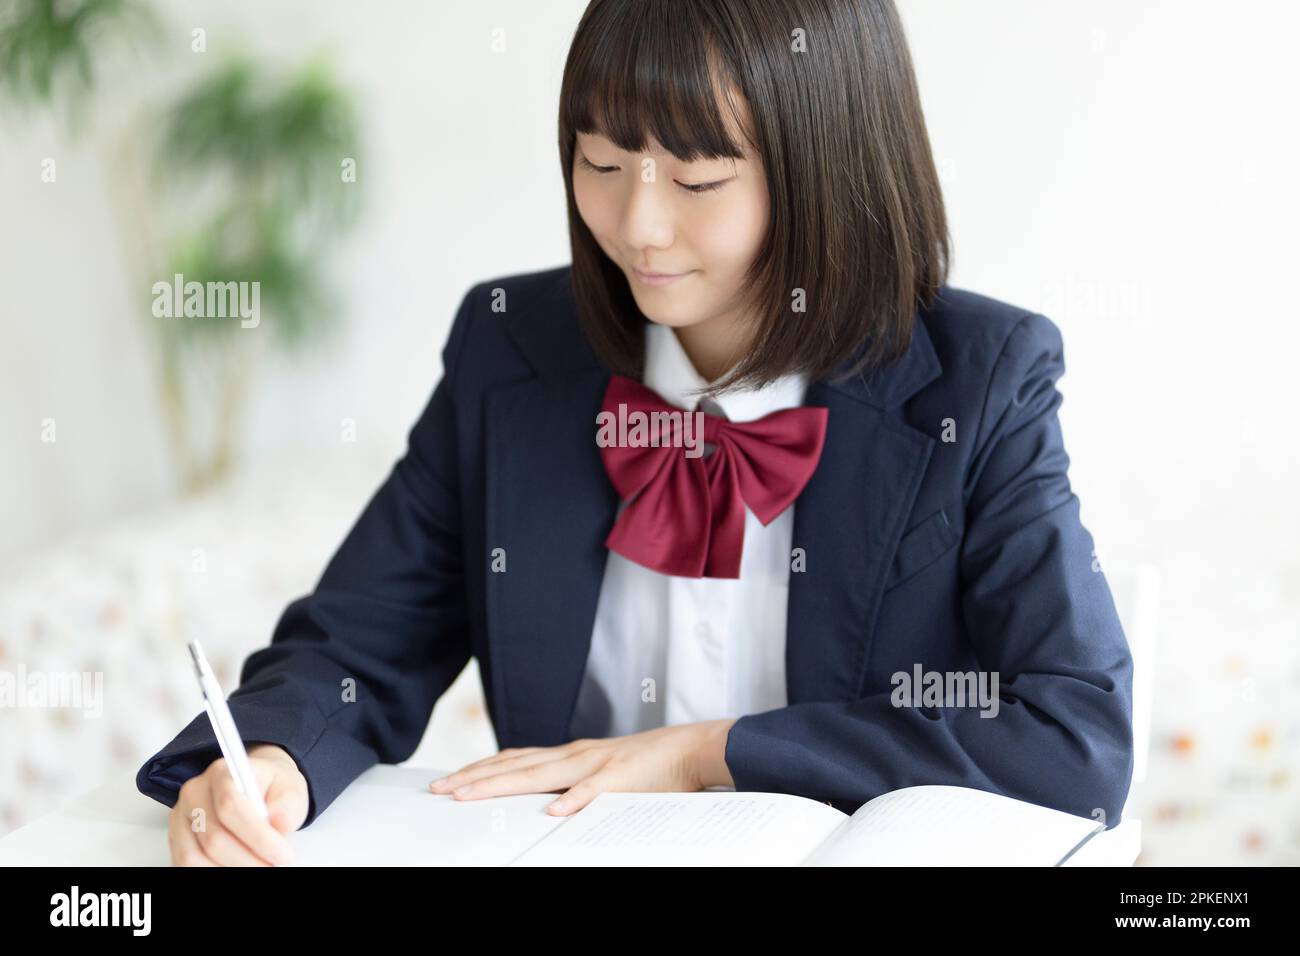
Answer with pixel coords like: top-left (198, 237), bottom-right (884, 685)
top-left (724, 312), bottom-right (1135, 825)
top-left (135, 286), bottom-right (480, 828)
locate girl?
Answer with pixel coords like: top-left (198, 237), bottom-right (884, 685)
top-left (143, 0), bottom-right (1133, 866)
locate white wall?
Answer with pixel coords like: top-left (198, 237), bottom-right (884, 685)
top-left (0, 0), bottom-right (588, 567)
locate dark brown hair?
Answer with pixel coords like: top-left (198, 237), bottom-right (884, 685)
top-left (558, 0), bottom-right (950, 394)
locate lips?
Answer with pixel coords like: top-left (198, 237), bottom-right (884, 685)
top-left (632, 267), bottom-right (694, 286)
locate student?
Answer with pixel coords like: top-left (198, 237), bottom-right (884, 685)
top-left (140, 0), bottom-right (1134, 866)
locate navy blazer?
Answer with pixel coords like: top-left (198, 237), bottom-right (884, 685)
top-left (138, 265), bottom-right (1134, 828)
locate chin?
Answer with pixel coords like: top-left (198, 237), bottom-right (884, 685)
top-left (631, 296), bottom-right (712, 330)
top-left (638, 309), bottom-right (708, 330)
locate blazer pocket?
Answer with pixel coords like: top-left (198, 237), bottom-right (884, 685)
top-left (885, 504), bottom-right (959, 590)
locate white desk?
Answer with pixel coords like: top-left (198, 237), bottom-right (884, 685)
top-left (0, 766), bottom-right (1142, 866)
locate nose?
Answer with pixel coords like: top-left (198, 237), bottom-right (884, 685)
top-left (618, 173), bottom-right (675, 254)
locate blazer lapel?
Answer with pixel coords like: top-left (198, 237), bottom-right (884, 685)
top-left (484, 276), bottom-right (617, 746)
top-left (785, 321), bottom-right (942, 703)
top-left (484, 369), bottom-right (617, 745)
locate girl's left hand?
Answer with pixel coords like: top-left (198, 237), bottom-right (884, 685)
top-left (429, 719), bottom-right (737, 816)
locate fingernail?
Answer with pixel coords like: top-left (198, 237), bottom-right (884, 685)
top-left (430, 778), bottom-right (448, 791)
top-left (453, 784), bottom-right (473, 797)
top-left (547, 800), bottom-right (566, 814)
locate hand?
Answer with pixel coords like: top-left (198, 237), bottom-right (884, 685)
top-left (168, 744), bottom-right (308, 866)
top-left (429, 719), bottom-right (737, 816)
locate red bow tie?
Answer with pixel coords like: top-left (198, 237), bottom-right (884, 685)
top-left (597, 374), bottom-right (828, 578)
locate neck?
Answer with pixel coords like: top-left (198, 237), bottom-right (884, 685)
top-left (672, 309), bottom-right (756, 385)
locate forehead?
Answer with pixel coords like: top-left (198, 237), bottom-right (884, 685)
top-left (565, 36), bottom-right (755, 164)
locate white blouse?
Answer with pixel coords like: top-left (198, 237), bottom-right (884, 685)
top-left (568, 321), bottom-right (811, 739)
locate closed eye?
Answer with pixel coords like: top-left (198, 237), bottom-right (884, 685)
top-left (577, 155), bottom-right (619, 174)
top-left (675, 178), bottom-right (731, 195)
top-left (579, 154), bottom-right (733, 195)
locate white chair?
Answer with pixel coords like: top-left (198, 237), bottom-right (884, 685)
top-left (1064, 560), bottom-right (1160, 865)
top-left (1108, 561), bottom-right (1160, 819)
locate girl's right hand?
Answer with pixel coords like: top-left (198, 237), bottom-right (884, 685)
top-left (167, 744), bottom-right (308, 866)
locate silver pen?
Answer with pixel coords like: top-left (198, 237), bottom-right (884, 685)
top-left (187, 639), bottom-right (269, 819)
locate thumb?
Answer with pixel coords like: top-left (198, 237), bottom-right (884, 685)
top-left (262, 765), bottom-right (310, 834)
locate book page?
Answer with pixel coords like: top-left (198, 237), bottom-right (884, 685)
top-left (288, 766), bottom-right (566, 866)
top-left (804, 785), bottom-right (1102, 866)
top-left (511, 791), bottom-right (846, 866)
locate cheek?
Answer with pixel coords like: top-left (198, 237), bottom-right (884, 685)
top-left (690, 187), bottom-right (768, 275)
top-left (573, 176), bottom-right (617, 244)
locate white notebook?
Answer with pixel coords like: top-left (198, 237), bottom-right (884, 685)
top-left (286, 766), bottom-right (1108, 866)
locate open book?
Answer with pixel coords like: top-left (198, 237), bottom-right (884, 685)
top-left (286, 765), bottom-right (1114, 866)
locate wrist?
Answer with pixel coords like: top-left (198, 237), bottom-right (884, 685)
top-left (692, 719), bottom-right (737, 790)
top-left (249, 743), bottom-right (295, 771)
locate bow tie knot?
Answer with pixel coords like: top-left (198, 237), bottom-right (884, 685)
top-left (597, 374), bottom-right (828, 578)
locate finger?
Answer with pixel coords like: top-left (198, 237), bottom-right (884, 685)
top-left (176, 776), bottom-right (265, 867)
top-left (433, 747), bottom-right (577, 793)
top-left (195, 776), bottom-right (275, 867)
top-left (454, 740), bottom-right (595, 776)
top-left (469, 746), bottom-right (549, 768)
top-left (548, 773), bottom-right (617, 816)
top-left (452, 751), bottom-right (604, 800)
top-left (431, 746), bottom-right (553, 789)
top-left (447, 749), bottom-right (568, 786)
top-left (168, 805), bottom-right (217, 867)
top-left (195, 821), bottom-right (274, 867)
top-left (210, 772), bottom-right (295, 866)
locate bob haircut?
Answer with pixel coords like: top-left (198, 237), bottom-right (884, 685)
top-left (558, 0), bottom-right (950, 395)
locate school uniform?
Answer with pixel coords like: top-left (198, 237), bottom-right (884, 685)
top-left (137, 264), bottom-right (1134, 828)
top-left (571, 320), bottom-right (808, 738)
